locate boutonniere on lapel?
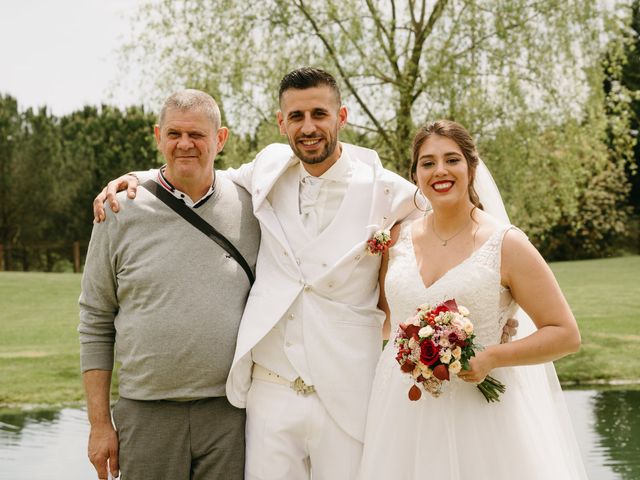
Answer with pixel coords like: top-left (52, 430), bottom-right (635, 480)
top-left (366, 229), bottom-right (392, 256)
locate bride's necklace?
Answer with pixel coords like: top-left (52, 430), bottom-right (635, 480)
top-left (430, 215), bottom-right (472, 247)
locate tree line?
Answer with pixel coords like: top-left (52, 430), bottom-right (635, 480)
top-left (0, 101), bottom-right (159, 271)
top-left (1, 0), bottom-right (639, 270)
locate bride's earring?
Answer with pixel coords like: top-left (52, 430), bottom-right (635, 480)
top-left (413, 188), bottom-right (432, 214)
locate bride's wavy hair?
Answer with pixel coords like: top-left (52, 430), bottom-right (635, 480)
top-left (410, 120), bottom-right (484, 211)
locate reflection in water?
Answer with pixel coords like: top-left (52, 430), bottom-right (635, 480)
top-left (0, 390), bottom-right (638, 480)
top-left (563, 389), bottom-right (640, 480)
top-left (0, 409), bottom-right (59, 434)
top-left (565, 390), bottom-right (622, 480)
top-left (592, 390), bottom-right (640, 480)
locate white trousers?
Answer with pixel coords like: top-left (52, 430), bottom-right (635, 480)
top-left (245, 378), bottom-right (363, 480)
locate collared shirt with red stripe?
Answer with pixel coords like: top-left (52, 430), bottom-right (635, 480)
top-left (157, 166), bottom-right (216, 208)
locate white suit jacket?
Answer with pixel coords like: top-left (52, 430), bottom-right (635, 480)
top-left (225, 142), bottom-right (415, 441)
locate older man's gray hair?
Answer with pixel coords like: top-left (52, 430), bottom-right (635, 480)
top-left (159, 89), bottom-right (222, 130)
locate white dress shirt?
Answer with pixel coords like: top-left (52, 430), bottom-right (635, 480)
top-left (298, 150), bottom-right (353, 236)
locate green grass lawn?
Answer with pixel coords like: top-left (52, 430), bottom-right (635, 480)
top-left (0, 272), bottom-right (85, 406)
top-left (0, 256), bottom-right (639, 406)
top-left (551, 255), bottom-right (640, 383)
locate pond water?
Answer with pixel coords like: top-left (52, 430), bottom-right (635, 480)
top-left (0, 389), bottom-right (639, 479)
top-left (0, 407), bottom-right (94, 479)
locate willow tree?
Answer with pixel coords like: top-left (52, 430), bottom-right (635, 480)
top-left (118, 0), bottom-right (640, 259)
top-left (119, 0), bottom-right (602, 172)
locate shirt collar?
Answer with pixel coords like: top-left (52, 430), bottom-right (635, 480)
top-left (157, 166), bottom-right (216, 208)
top-left (297, 145), bottom-right (352, 183)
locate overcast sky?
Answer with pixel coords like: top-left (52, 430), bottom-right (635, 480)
top-left (0, 0), bottom-right (145, 115)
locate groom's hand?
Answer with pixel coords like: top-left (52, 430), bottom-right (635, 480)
top-left (93, 173), bottom-right (140, 223)
top-left (501, 318), bottom-right (519, 343)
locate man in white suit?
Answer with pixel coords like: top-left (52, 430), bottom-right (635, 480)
top-left (94, 67), bottom-right (516, 480)
top-left (223, 68), bottom-right (417, 480)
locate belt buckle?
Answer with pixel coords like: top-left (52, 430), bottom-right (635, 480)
top-left (291, 377), bottom-right (315, 395)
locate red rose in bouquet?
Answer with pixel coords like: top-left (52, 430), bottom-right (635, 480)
top-left (420, 339), bottom-right (440, 366)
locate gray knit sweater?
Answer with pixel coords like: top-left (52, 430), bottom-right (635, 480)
top-left (78, 174), bottom-right (260, 400)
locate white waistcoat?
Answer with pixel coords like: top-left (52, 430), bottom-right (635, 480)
top-left (225, 143), bottom-right (416, 441)
top-left (252, 158), bottom-right (374, 384)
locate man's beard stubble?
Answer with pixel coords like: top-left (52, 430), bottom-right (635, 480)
top-left (291, 134), bottom-right (339, 166)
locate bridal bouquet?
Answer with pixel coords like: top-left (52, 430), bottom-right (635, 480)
top-left (394, 299), bottom-right (505, 402)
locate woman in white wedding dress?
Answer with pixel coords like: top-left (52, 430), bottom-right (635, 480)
top-left (358, 120), bottom-right (588, 479)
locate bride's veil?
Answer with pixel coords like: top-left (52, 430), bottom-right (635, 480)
top-left (474, 160), bottom-right (588, 478)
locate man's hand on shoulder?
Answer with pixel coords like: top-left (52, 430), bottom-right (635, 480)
top-left (93, 173), bottom-right (140, 223)
top-left (501, 317), bottom-right (519, 343)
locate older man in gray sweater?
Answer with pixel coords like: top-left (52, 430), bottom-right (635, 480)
top-left (78, 90), bottom-right (260, 480)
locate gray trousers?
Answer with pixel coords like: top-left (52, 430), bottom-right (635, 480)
top-left (112, 396), bottom-right (245, 480)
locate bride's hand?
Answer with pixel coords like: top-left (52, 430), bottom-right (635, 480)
top-left (457, 350), bottom-right (495, 384)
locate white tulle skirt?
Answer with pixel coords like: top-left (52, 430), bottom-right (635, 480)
top-left (357, 343), bottom-right (588, 480)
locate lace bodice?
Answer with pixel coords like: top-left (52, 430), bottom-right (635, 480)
top-left (385, 221), bottom-right (517, 348)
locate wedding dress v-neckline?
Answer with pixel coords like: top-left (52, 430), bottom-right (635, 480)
top-left (407, 220), bottom-right (503, 291)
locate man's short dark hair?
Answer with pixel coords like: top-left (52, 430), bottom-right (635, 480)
top-left (278, 67), bottom-right (342, 106)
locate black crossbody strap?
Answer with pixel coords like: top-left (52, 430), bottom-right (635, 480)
top-left (142, 180), bottom-right (255, 286)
